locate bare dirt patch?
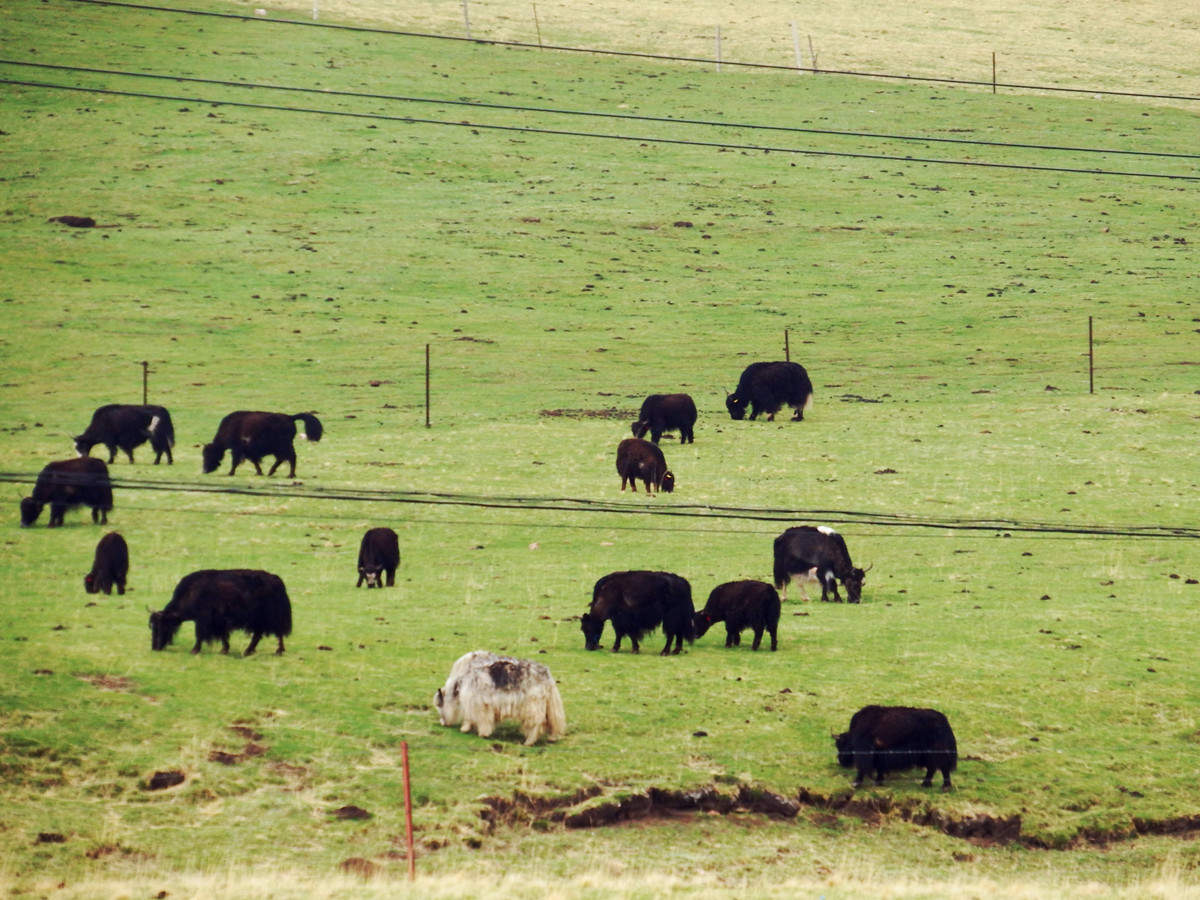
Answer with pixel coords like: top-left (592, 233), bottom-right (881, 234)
top-left (476, 782), bottom-right (1200, 849)
top-left (539, 408), bottom-right (629, 420)
top-left (76, 673), bottom-right (133, 692)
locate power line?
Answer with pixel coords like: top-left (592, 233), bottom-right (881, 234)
top-left (4, 58), bottom-right (1195, 162)
top-left (4, 77), bottom-right (1198, 182)
top-left (62, 0), bottom-right (1200, 104)
top-left (3, 472), bottom-right (1195, 539)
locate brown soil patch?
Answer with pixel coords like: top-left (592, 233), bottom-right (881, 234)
top-left (332, 805), bottom-right (372, 820)
top-left (476, 782), bottom-right (1200, 850)
top-left (144, 770), bottom-right (185, 791)
top-left (77, 673), bottom-right (133, 692)
top-left (539, 408), bottom-right (628, 420)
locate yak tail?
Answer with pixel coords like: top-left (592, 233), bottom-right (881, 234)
top-left (155, 410), bottom-right (177, 448)
top-left (802, 389), bottom-right (814, 412)
top-left (545, 679), bottom-right (567, 741)
top-left (292, 412), bottom-right (323, 442)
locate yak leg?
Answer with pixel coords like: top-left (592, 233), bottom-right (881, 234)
top-left (522, 720), bottom-right (542, 746)
top-left (123, 446), bottom-right (136, 464)
top-left (724, 624), bottom-right (737, 648)
top-left (476, 713), bottom-right (495, 738)
top-left (611, 633), bottom-right (623, 652)
top-left (940, 767), bottom-right (953, 791)
top-left (274, 635), bottom-right (285, 655)
top-left (386, 567), bottom-right (396, 587)
top-left (244, 632), bottom-right (263, 656)
top-left (750, 627), bottom-right (763, 650)
top-left (767, 626), bottom-right (778, 651)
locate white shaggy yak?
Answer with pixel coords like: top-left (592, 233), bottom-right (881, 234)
top-left (434, 650), bottom-right (566, 746)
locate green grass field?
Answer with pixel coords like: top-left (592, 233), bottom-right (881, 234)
top-left (1, 0), bottom-right (1198, 896)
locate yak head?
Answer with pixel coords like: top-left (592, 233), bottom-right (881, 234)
top-left (74, 435), bottom-right (95, 457)
top-left (580, 612), bottom-right (605, 651)
top-left (359, 564), bottom-right (384, 588)
top-left (724, 393), bottom-right (747, 421)
top-left (19, 497), bottom-right (42, 527)
top-left (834, 731), bottom-right (854, 768)
top-left (691, 611), bottom-right (714, 639)
top-left (630, 420), bottom-right (649, 439)
top-left (84, 573), bottom-right (99, 595)
top-left (844, 566), bottom-right (868, 604)
top-left (659, 470), bottom-right (675, 493)
top-left (148, 610), bottom-right (182, 651)
top-left (434, 683), bottom-right (462, 727)
top-left (200, 442), bottom-right (225, 474)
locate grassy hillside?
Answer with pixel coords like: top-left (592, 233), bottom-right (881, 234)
top-left (1, 0), bottom-right (1198, 896)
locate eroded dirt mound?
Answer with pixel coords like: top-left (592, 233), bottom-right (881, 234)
top-left (476, 783), bottom-right (1200, 849)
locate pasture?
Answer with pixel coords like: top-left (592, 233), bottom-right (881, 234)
top-left (1, 0), bottom-right (1198, 895)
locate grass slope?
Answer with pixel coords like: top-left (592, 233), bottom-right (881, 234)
top-left (1, 0), bottom-right (1198, 894)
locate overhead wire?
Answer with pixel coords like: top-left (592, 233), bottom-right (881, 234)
top-left (2, 59), bottom-right (1196, 162)
top-left (2, 472), bottom-right (1195, 540)
top-left (62, 0), bottom-right (1200, 104)
top-left (3, 77), bottom-right (1197, 182)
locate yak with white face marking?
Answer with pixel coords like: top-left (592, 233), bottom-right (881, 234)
top-left (434, 651), bottom-right (566, 746)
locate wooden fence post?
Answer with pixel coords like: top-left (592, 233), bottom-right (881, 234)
top-left (425, 344), bottom-right (431, 428)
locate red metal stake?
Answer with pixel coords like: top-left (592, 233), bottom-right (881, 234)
top-left (402, 741), bottom-right (415, 880)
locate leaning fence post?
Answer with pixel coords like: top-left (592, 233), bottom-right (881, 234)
top-left (791, 22), bottom-right (803, 71)
top-left (425, 344), bottom-right (431, 428)
top-left (715, 26), bottom-right (722, 72)
top-left (462, 0), bottom-right (471, 39)
top-left (1088, 316), bottom-right (1094, 394)
top-left (142, 360), bottom-right (149, 405)
top-left (402, 741), bottom-right (415, 880)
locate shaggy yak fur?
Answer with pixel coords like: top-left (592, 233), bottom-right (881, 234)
top-left (84, 531), bottom-right (129, 595)
top-left (356, 527), bottom-right (400, 588)
top-left (20, 457), bottom-right (113, 527)
top-left (692, 580), bottom-right (781, 651)
top-left (630, 393), bottom-right (697, 444)
top-left (150, 569), bottom-right (293, 656)
top-left (773, 525), bottom-right (867, 603)
top-left (835, 705), bottom-right (958, 790)
top-left (201, 410), bottom-right (323, 477)
top-left (725, 361), bottom-right (813, 422)
top-left (581, 570), bottom-right (694, 655)
top-left (615, 438), bottom-right (674, 494)
top-left (434, 650), bottom-right (567, 746)
top-left (75, 403), bottom-right (176, 465)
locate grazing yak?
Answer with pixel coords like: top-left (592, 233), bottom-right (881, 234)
top-left (19, 457), bottom-right (113, 527)
top-left (631, 393), bottom-right (697, 444)
top-left (75, 404), bottom-right (175, 465)
top-left (356, 527), bottom-right (400, 588)
top-left (84, 531), bottom-right (129, 595)
top-left (581, 570), bottom-right (694, 655)
top-left (202, 410), bottom-right (323, 477)
top-left (434, 650), bottom-right (567, 746)
top-left (773, 525), bottom-right (867, 603)
top-left (693, 580), bottom-right (780, 651)
top-left (725, 361), bottom-right (813, 422)
top-left (615, 438), bottom-right (675, 494)
top-left (835, 705), bottom-right (958, 790)
top-left (150, 569), bottom-right (293, 656)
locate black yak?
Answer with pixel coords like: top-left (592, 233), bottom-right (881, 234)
top-left (150, 569), bottom-right (293, 655)
top-left (356, 527), bottom-right (400, 588)
top-left (631, 393), bottom-right (697, 444)
top-left (773, 525), bottom-right (867, 603)
top-left (692, 580), bottom-right (781, 651)
top-left (615, 438), bottom-right (674, 494)
top-left (75, 404), bottom-right (176, 465)
top-left (725, 361), bottom-right (813, 422)
top-left (835, 705), bottom-right (958, 790)
top-left (201, 411), bottom-right (323, 477)
top-left (84, 531), bottom-right (129, 595)
top-left (19, 457), bottom-right (113, 527)
top-left (581, 570), bottom-right (694, 655)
